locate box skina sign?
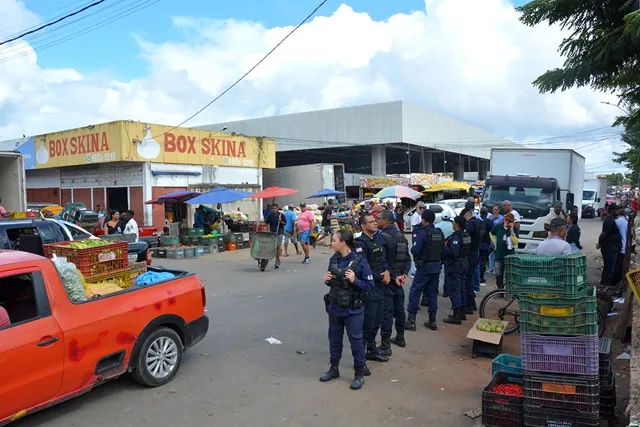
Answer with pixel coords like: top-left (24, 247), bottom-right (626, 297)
top-left (26, 121), bottom-right (275, 169)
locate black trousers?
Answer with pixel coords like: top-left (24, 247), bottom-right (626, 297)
top-left (363, 296), bottom-right (384, 345)
top-left (479, 249), bottom-right (490, 281)
top-left (611, 252), bottom-right (625, 287)
top-left (600, 250), bottom-right (618, 286)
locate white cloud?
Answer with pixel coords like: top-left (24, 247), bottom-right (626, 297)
top-left (0, 0), bottom-right (626, 170)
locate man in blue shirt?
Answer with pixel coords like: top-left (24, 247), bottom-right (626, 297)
top-left (264, 203), bottom-right (286, 269)
top-left (282, 206), bottom-right (301, 256)
top-left (406, 210), bottom-right (445, 331)
top-left (488, 205), bottom-right (503, 274)
top-left (194, 206), bottom-right (207, 228)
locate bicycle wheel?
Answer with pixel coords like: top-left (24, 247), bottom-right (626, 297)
top-left (479, 289), bottom-right (520, 335)
top-left (597, 304), bottom-right (606, 338)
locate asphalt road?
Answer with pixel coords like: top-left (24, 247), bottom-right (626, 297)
top-left (16, 218), bottom-right (610, 427)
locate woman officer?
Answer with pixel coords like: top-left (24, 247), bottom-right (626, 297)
top-left (319, 229), bottom-right (374, 390)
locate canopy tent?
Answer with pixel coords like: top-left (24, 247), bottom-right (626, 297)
top-left (145, 190), bottom-right (201, 205)
top-left (422, 181), bottom-right (471, 193)
top-left (185, 187), bottom-right (253, 205)
top-left (249, 186), bottom-right (298, 199)
top-left (307, 188), bottom-right (344, 199)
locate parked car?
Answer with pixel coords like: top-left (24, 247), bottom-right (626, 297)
top-left (402, 203), bottom-right (456, 232)
top-left (440, 199), bottom-right (468, 216)
top-left (0, 250), bottom-right (208, 425)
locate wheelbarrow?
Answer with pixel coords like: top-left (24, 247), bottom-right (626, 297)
top-left (250, 231), bottom-right (278, 271)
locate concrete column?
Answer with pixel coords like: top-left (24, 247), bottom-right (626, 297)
top-left (420, 150), bottom-right (433, 173)
top-left (371, 145), bottom-right (386, 176)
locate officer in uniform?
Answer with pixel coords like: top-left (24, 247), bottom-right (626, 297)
top-left (355, 213), bottom-right (391, 364)
top-left (443, 216), bottom-right (471, 324)
top-left (462, 208), bottom-right (485, 315)
top-left (376, 211), bottom-right (412, 351)
top-left (406, 210), bottom-right (444, 331)
top-left (320, 230), bottom-right (375, 390)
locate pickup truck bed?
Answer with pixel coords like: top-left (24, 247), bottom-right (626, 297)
top-left (0, 251), bottom-right (208, 425)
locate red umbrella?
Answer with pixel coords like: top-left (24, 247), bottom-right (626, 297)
top-left (249, 186), bottom-right (298, 199)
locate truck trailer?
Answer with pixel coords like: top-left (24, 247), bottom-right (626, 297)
top-left (482, 148), bottom-right (585, 253)
top-left (0, 151), bottom-right (26, 214)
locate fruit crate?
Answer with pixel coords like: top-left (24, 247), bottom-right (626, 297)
top-left (156, 248), bottom-right (167, 258)
top-left (481, 372), bottom-right (524, 427)
top-left (183, 246), bottom-right (195, 258)
top-left (202, 245), bottom-right (213, 254)
top-left (600, 372), bottom-right (616, 419)
top-left (187, 228), bottom-right (205, 237)
top-left (521, 333), bottom-right (599, 376)
top-left (199, 236), bottom-right (215, 246)
top-left (523, 371), bottom-right (599, 413)
top-left (194, 247), bottom-right (204, 257)
top-left (129, 261), bottom-right (147, 274)
top-left (44, 241), bottom-right (129, 279)
top-left (599, 337), bottom-right (612, 379)
top-left (160, 236), bottom-right (179, 246)
top-left (166, 247), bottom-right (184, 259)
top-left (523, 405), bottom-right (599, 427)
top-left (504, 254), bottom-right (588, 297)
top-left (518, 287), bottom-right (598, 336)
top-left (492, 354), bottom-right (522, 377)
top-left (85, 269), bottom-right (131, 289)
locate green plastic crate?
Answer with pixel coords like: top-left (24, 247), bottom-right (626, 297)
top-left (187, 228), bottom-right (205, 237)
top-left (160, 235), bottom-right (179, 246)
top-left (504, 254), bottom-right (588, 297)
top-left (492, 354), bottom-right (522, 377)
top-left (519, 287), bottom-right (598, 336)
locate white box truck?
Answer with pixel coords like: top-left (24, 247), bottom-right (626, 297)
top-left (582, 178), bottom-right (608, 218)
top-left (482, 148), bottom-right (585, 253)
top-left (0, 151), bottom-right (26, 214)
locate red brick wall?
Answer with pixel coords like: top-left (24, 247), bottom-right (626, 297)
top-left (92, 188), bottom-right (106, 211)
top-left (61, 189), bottom-right (72, 206)
top-left (72, 189), bottom-right (91, 208)
top-left (27, 188), bottom-right (60, 204)
top-left (152, 186), bottom-right (186, 229)
top-left (129, 186), bottom-right (145, 226)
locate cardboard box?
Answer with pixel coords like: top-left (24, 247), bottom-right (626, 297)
top-left (467, 318), bottom-right (510, 345)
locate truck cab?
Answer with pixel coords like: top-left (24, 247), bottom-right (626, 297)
top-left (482, 175), bottom-right (563, 253)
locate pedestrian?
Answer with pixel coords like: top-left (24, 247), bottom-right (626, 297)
top-left (488, 205), bottom-right (503, 274)
top-left (409, 202), bottom-right (426, 278)
top-left (394, 203), bottom-right (405, 232)
top-left (464, 201), bottom-right (483, 295)
top-left (611, 208), bottom-right (628, 286)
top-left (320, 230), bottom-right (374, 390)
top-left (405, 209), bottom-right (445, 331)
top-left (436, 212), bottom-right (454, 298)
top-left (315, 199), bottom-right (335, 247)
top-left (597, 204), bottom-right (622, 286)
top-left (376, 211), bottom-right (411, 351)
top-left (489, 212), bottom-right (519, 292)
top-left (296, 203), bottom-right (315, 264)
top-left (479, 207), bottom-right (493, 284)
top-left (536, 217), bottom-right (571, 256)
top-left (264, 204), bottom-right (286, 269)
top-left (442, 216), bottom-right (471, 325)
top-left (566, 213), bottom-right (582, 253)
top-left (282, 206), bottom-right (302, 257)
top-left (123, 210), bottom-right (139, 242)
top-left (501, 200), bottom-right (521, 223)
top-left (462, 208), bottom-right (485, 314)
top-left (355, 213), bottom-right (391, 365)
top-left (544, 202), bottom-right (567, 232)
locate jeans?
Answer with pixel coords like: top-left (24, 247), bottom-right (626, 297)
top-left (488, 244), bottom-right (496, 272)
top-left (381, 287), bottom-right (406, 338)
top-left (328, 312), bottom-right (365, 365)
top-left (407, 269), bottom-right (441, 314)
top-left (495, 258), bottom-right (505, 290)
top-left (473, 264), bottom-right (480, 292)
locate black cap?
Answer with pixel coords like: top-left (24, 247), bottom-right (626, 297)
top-left (299, 202), bottom-right (306, 207)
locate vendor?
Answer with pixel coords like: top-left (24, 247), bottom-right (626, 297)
top-left (194, 206), bottom-right (207, 229)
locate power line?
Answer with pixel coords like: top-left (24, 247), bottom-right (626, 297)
top-left (149, 0), bottom-right (329, 140)
top-left (0, 0), bottom-right (89, 38)
top-left (0, 0), bottom-right (106, 47)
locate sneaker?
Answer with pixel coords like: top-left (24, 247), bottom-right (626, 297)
top-left (302, 258), bottom-right (312, 264)
top-left (275, 260), bottom-right (281, 269)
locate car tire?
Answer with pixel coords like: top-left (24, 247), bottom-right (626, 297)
top-left (131, 327), bottom-right (183, 387)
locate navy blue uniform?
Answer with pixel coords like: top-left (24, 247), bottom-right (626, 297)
top-left (444, 231), bottom-right (469, 310)
top-left (355, 233), bottom-right (388, 347)
top-left (464, 219), bottom-right (481, 311)
top-left (326, 251), bottom-right (375, 366)
top-left (408, 224), bottom-right (442, 314)
top-left (377, 225), bottom-right (411, 339)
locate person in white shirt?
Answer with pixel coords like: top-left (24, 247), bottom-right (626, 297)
top-left (411, 202), bottom-right (425, 232)
top-left (123, 210), bottom-right (140, 242)
top-left (536, 218), bottom-right (571, 256)
top-left (502, 200), bottom-right (521, 223)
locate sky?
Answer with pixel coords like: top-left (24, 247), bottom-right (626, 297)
top-left (0, 0), bottom-right (625, 175)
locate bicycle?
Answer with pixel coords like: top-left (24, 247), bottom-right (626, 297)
top-left (479, 288), bottom-right (607, 338)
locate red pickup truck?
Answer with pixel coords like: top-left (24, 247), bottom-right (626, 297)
top-left (0, 250), bottom-right (208, 425)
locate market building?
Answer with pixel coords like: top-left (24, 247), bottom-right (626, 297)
top-left (199, 101), bottom-right (519, 194)
top-left (0, 121), bottom-right (276, 227)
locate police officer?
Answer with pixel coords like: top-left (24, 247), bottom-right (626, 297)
top-left (462, 208), bottom-right (485, 315)
top-left (355, 213), bottom-right (391, 364)
top-left (406, 209), bottom-right (444, 331)
top-left (443, 216), bottom-right (471, 324)
top-left (376, 210), bottom-right (412, 351)
top-left (320, 230), bottom-right (375, 390)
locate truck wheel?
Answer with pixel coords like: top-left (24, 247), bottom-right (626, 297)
top-left (131, 327), bottom-right (183, 387)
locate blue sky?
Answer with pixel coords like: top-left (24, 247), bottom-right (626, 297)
top-left (19, 0), bottom-right (528, 79)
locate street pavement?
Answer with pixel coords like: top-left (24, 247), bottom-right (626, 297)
top-left (17, 219), bottom-right (608, 427)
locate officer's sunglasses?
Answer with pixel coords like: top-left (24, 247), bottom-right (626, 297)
top-left (417, 207), bottom-right (425, 210)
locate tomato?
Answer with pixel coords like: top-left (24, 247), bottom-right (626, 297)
top-left (491, 383), bottom-right (524, 397)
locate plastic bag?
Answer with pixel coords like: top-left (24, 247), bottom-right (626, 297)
top-left (135, 271), bottom-right (175, 287)
top-left (85, 282), bottom-right (123, 299)
top-left (52, 255), bottom-right (86, 302)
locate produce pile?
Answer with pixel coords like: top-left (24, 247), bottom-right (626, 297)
top-left (52, 256), bottom-right (86, 302)
top-left (492, 383), bottom-right (523, 397)
top-left (64, 239), bottom-right (112, 249)
top-left (85, 282), bottom-right (123, 299)
top-left (476, 319), bottom-right (505, 333)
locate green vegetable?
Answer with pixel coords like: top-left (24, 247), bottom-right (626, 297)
top-left (476, 319), bottom-right (505, 333)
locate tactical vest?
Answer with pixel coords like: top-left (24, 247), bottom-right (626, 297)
top-left (452, 230), bottom-right (471, 260)
top-left (416, 227), bottom-right (445, 263)
top-left (380, 230), bottom-right (410, 272)
top-left (327, 255), bottom-right (365, 309)
top-left (355, 235), bottom-right (385, 276)
top-left (468, 218), bottom-right (485, 252)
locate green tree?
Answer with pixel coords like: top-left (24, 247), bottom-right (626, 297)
top-left (601, 172), bottom-right (628, 186)
top-left (614, 129), bottom-right (640, 183)
top-left (517, 0), bottom-right (640, 130)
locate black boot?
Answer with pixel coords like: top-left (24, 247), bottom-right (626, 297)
top-left (496, 275), bottom-right (504, 291)
top-left (363, 364), bottom-right (371, 376)
top-left (405, 312), bottom-right (417, 331)
top-left (378, 336), bottom-right (392, 357)
top-left (319, 360), bottom-right (340, 382)
top-left (443, 309), bottom-right (462, 325)
top-left (420, 296), bottom-right (428, 307)
top-left (365, 342), bottom-right (389, 362)
top-left (390, 331), bottom-right (406, 348)
top-left (424, 313), bottom-right (437, 330)
top-left (460, 310), bottom-right (467, 321)
top-left (351, 365), bottom-right (365, 390)
top-left (465, 307), bottom-right (474, 315)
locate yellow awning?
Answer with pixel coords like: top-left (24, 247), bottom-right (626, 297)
top-left (422, 181), bottom-right (471, 193)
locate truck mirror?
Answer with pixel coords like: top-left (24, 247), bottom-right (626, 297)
top-left (597, 197), bottom-right (601, 203)
top-left (566, 192), bottom-right (575, 211)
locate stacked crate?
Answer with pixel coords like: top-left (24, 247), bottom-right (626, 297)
top-left (482, 354), bottom-right (524, 427)
top-left (599, 338), bottom-right (616, 419)
top-left (505, 254), bottom-right (600, 427)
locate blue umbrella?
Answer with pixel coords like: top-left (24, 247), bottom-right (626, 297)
top-left (185, 187), bottom-right (253, 205)
top-left (307, 188), bottom-right (344, 199)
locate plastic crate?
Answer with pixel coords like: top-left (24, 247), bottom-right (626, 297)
top-left (129, 261), bottom-right (147, 274)
top-left (492, 354), bottom-right (522, 377)
top-left (518, 287), bottom-right (598, 336)
top-left (523, 371), bottom-right (599, 413)
top-left (523, 405), bottom-right (599, 427)
top-left (202, 245), bottom-right (212, 254)
top-left (521, 333), bottom-right (599, 376)
top-left (156, 248), bottom-right (167, 258)
top-left (481, 372), bottom-right (524, 427)
top-left (160, 236), bottom-right (180, 246)
top-left (183, 247), bottom-right (195, 258)
top-left (504, 254), bottom-right (588, 297)
top-left (194, 247), bottom-right (204, 257)
top-left (166, 247), bottom-right (184, 259)
top-left (600, 373), bottom-right (616, 419)
top-left (187, 228), bottom-right (205, 237)
top-left (85, 270), bottom-right (131, 289)
top-left (199, 237), bottom-right (215, 246)
top-left (44, 241), bottom-right (129, 279)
